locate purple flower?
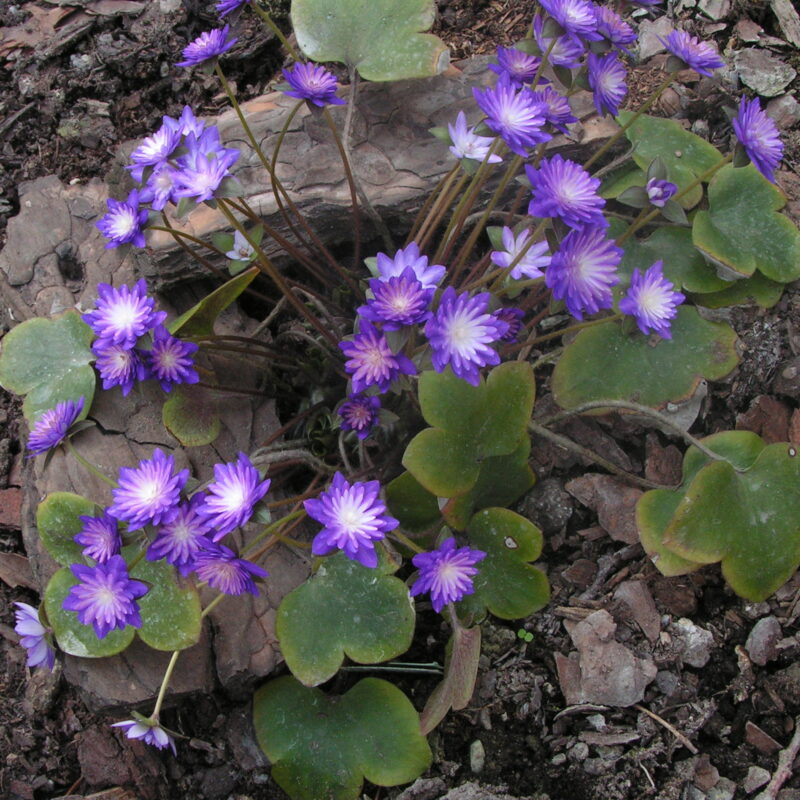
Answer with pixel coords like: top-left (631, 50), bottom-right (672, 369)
top-left (176, 25), bottom-right (237, 68)
top-left (63, 555), bottom-right (148, 639)
top-left (493, 307), bottom-right (526, 341)
top-left (358, 267), bottom-right (434, 330)
top-left (533, 14), bottom-right (586, 69)
top-left (662, 30), bottom-right (724, 77)
top-left (75, 511), bottom-right (121, 563)
top-left (490, 227), bottom-right (551, 280)
top-left (526, 155), bottom-right (607, 230)
top-left (733, 97), bottom-right (784, 183)
top-left (340, 321), bottom-right (417, 394)
top-left (339, 394), bottom-right (381, 440)
top-left (109, 448), bottom-right (189, 531)
top-left (540, 0), bottom-right (602, 40)
top-left (14, 603), bottom-right (55, 670)
top-left (112, 718), bottom-right (176, 755)
top-left (147, 495), bottom-right (213, 575)
top-left (304, 472), bottom-right (398, 568)
top-left (619, 260), bottom-right (685, 338)
top-left (488, 46), bottom-right (545, 87)
top-left (530, 86), bottom-right (577, 133)
top-left (128, 125), bottom-right (182, 179)
top-left (587, 51), bottom-right (627, 117)
top-left (96, 189), bottom-right (149, 250)
top-left (646, 177), bottom-right (678, 207)
top-left (164, 106), bottom-right (205, 139)
top-left (216, 0), bottom-right (249, 16)
top-left (196, 452), bottom-right (270, 539)
top-left (282, 62), bottom-right (346, 107)
top-left (593, 5), bottom-right (636, 53)
top-left (144, 325), bottom-right (200, 393)
top-left (447, 111), bottom-right (503, 164)
top-left (375, 243), bottom-right (445, 290)
top-left (409, 538), bottom-right (486, 613)
top-left (424, 287), bottom-right (508, 386)
top-left (473, 77), bottom-right (551, 157)
top-left (141, 163), bottom-right (181, 211)
top-left (192, 542), bottom-right (267, 595)
top-left (547, 226), bottom-right (622, 319)
top-left (83, 279), bottom-right (166, 348)
top-left (93, 340), bottom-right (148, 396)
top-left (173, 127), bottom-right (240, 203)
top-left (28, 397), bottom-right (84, 455)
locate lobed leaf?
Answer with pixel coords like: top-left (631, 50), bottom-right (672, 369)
top-left (552, 307), bottom-right (739, 410)
top-left (0, 310), bottom-right (95, 424)
top-left (291, 0), bottom-right (449, 82)
top-left (276, 551), bottom-right (415, 686)
top-left (37, 492), bottom-right (94, 567)
top-left (162, 384), bottom-right (221, 447)
top-left (253, 676), bottom-right (432, 800)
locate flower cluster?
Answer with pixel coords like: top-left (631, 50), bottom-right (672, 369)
top-left (59, 448), bottom-right (270, 644)
top-left (82, 280), bottom-right (199, 397)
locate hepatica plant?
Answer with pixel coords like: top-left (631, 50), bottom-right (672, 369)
top-left (2, 0), bottom-right (800, 797)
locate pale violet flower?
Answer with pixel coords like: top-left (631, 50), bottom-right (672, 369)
top-left (225, 230), bottom-right (256, 261)
top-left (447, 111), bottom-right (503, 164)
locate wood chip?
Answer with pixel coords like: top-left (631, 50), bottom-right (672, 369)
top-left (0, 552), bottom-right (36, 590)
top-left (746, 720), bottom-right (783, 754)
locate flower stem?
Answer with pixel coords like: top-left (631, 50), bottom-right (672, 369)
top-left (242, 508), bottom-right (307, 556)
top-left (65, 440), bottom-right (116, 487)
top-left (391, 530), bottom-right (426, 554)
top-left (537, 399), bottom-right (744, 470)
top-left (151, 649), bottom-right (181, 719)
top-left (584, 73), bottom-right (675, 171)
top-left (250, 3), bottom-right (300, 60)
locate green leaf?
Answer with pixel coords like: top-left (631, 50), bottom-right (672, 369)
top-left (44, 567), bottom-right (134, 658)
top-left (617, 226), bottom-right (727, 295)
top-left (662, 441), bottom-right (800, 601)
top-left (132, 557), bottom-right (202, 651)
top-left (462, 508), bottom-right (550, 620)
top-left (162, 384), bottom-right (221, 447)
top-left (552, 306), bottom-right (739, 410)
top-left (0, 310), bottom-right (95, 424)
top-left (618, 112), bottom-right (724, 208)
top-left (254, 676), bottom-right (431, 800)
top-left (385, 471), bottom-right (441, 534)
top-left (637, 431), bottom-right (767, 578)
top-left (600, 162), bottom-right (646, 200)
top-left (692, 164), bottom-right (800, 282)
top-left (37, 492), bottom-right (94, 567)
top-left (403, 363), bottom-right (535, 498)
top-left (291, 0), bottom-right (449, 82)
top-left (169, 267), bottom-right (258, 337)
top-left (276, 551), bottom-right (415, 686)
top-left (689, 272), bottom-right (784, 309)
top-left (420, 623), bottom-right (481, 735)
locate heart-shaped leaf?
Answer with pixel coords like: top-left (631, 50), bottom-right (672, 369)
top-left (420, 623), bottom-right (481, 735)
top-left (692, 164), bottom-right (800, 283)
top-left (617, 112), bottom-right (724, 208)
top-left (162, 384), bottom-right (221, 447)
top-left (0, 310), bottom-right (95, 423)
top-left (169, 267), bottom-right (258, 337)
top-left (637, 431), bottom-right (766, 577)
top-left (616, 225), bottom-right (727, 295)
top-left (253, 676), bottom-right (432, 800)
top-left (460, 508), bottom-right (550, 620)
top-left (403, 363), bottom-right (535, 498)
top-left (552, 306), bottom-right (739, 410)
top-left (44, 567), bottom-right (135, 658)
top-left (385, 471), bottom-right (441, 534)
top-left (37, 492), bottom-right (95, 567)
top-left (291, 0), bottom-right (449, 82)
top-left (132, 556), bottom-right (202, 651)
top-left (276, 550), bottom-right (415, 686)
top-left (662, 441), bottom-right (800, 601)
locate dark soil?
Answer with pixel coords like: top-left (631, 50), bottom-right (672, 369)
top-left (2, 2), bottom-right (800, 800)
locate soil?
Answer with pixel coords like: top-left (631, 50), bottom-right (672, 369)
top-left (2, 2), bottom-right (800, 800)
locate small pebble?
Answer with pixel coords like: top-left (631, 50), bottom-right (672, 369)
top-left (743, 766), bottom-right (770, 794)
top-left (469, 739), bottom-right (485, 774)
